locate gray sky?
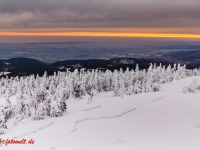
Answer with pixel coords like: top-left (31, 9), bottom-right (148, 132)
top-left (0, 0), bottom-right (200, 29)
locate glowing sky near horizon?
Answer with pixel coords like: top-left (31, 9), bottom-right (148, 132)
top-left (0, 0), bottom-right (200, 41)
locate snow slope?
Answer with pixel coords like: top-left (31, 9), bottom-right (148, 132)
top-left (1, 76), bottom-right (200, 150)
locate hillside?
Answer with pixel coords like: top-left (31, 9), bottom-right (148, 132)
top-left (0, 57), bottom-right (173, 77)
top-left (1, 76), bottom-right (200, 150)
top-left (2, 56), bottom-right (200, 78)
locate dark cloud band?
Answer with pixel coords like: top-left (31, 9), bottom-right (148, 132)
top-left (0, 0), bottom-right (200, 28)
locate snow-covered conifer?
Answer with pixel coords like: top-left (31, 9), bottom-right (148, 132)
top-left (0, 114), bottom-right (7, 134)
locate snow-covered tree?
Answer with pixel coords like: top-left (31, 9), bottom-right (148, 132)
top-left (0, 115), bottom-right (7, 134)
top-left (0, 63), bottom-right (199, 134)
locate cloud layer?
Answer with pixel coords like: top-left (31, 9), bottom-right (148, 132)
top-left (0, 0), bottom-right (200, 28)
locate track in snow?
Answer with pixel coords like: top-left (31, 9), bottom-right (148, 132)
top-left (82, 106), bottom-right (101, 111)
top-left (151, 97), bottom-right (163, 102)
top-left (13, 121), bottom-right (55, 139)
top-left (71, 108), bottom-right (136, 133)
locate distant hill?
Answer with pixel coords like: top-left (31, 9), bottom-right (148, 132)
top-left (0, 58), bottom-right (48, 71)
top-left (164, 50), bottom-right (200, 68)
top-left (0, 57), bottom-right (194, 77)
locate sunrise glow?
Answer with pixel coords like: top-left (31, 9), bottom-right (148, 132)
top-left (1, 32), bottom-right (200, 39)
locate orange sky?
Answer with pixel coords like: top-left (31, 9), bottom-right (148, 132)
top-left (1, 32), bottom-right (200, 39)
top-left (1, 28), bottom-right (200, 39)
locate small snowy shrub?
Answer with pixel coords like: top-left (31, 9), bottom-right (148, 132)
top-left (152, 83), bottom-right (161, 92)
top-left (183, 79), bottom-right (200, 93)
top-left (4, 105), bottom-right (15, 120)
top-left (72, 81), bottom-right (84, 99)
top-left (50, 100), bottom-right (62, 117)
top-left (34, 103), bottom-right (46, 120)
top-left (183, 87), bottom-right (189, 93)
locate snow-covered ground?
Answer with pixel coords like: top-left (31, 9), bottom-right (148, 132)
top-left (1, 76), bottom-right (200, 150)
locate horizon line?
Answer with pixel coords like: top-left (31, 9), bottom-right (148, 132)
top-left (1, 32), bottom-right (200, 39)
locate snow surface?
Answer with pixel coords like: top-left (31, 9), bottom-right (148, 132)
top-left (1, 76), bottom-right (200, 150)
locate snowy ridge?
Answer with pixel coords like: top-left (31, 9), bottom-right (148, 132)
top-left (119, 59), bottom-right (134, 64)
